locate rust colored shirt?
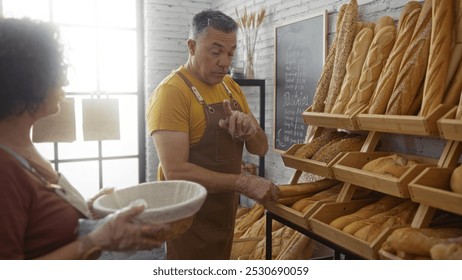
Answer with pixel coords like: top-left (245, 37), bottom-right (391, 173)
top-left (0, 149), bottom-right (80, 259)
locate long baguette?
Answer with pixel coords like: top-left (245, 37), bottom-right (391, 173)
top-left (331, 27), bottom-right (374, 114)
top-left (420, 0), bottom-right (454, 116)
top-left (386, 0), bottom-right (432, 115)
top-left (278, 178), bottom-right (339, 198)
top-left (324, 0), bottom-right (359, 113)
top-left (445, 0), bottom-right (462, 90)
top-left (382, 227), bottom-right (462, 257)
top-left (311, 4), bottom-right (349, 112)
top-left (368, 2), bottom-right (422, 114)
top-left (345, 25), bottom-right (397, 114)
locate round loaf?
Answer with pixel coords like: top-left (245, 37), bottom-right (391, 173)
top-left (450, 165), bottom-right (462, 194)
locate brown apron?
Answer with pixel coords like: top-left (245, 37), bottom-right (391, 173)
top-left (166, 72), bottom-right (244, 259)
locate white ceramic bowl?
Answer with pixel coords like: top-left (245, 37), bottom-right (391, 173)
top-left (92, 180), bottom-right (207, 239)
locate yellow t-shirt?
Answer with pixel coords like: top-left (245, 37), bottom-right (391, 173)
top-left (146, 66), bottom-right (251, 145)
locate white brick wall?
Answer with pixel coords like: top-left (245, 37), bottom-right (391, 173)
top-left (144, 0), bottom-right (439, 184)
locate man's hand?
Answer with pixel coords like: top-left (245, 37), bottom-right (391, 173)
top-left (218, 99), bottom-right (257, 142)
top-left (234, 173), bottom-right (280, 204)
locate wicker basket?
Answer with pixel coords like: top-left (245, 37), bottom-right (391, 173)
top-left (230, 236), bottom-right (264, 260)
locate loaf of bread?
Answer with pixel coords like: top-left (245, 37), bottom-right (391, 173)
top-left (361, 154), bottom-right (418, 178)
top-left (311, 134), bottom-right (366, 163)
top-left (420, 0), bottom-right (454, 116)
top-left (324, 0), bottom-right (359, 113)
top-left (343, 200), bottom-right (417, 237)
top-left (249, 226), bottom-right (295, 260)
top-left (407, 80), bottom-right (425, 115)
top-left (368, 2), bottom-right (422, 114)
top-left (329, 196), bottom-right (404, 230)
top-left (234, 203), bottom-right (264, 238)
top-left (386, 0), bottom-right (432, 115)
top-left (430, 242), bottom-right (462, 260)
top-left (381, 227), bottom-right (462, 257)
top-left (311, 4), bottom-right (349, 112)
top-left (345, 24), bottom-right (397, 114)
top-left (450, 165), bottom-right (462, 194)
top-left (445, 0), bottom-right (462, 91)
top-left (290, 184), bottom-right (342, 212)
top-left (294, 131), bottom-right (347, 159)
top-left (331, 27), bottom-right (374, 114)
top-left (276, 232), bottom-right (313, 260)
top-left (444, 54), bottom-right (462, 109)
top-left (279, 178), bottom-right (339, 198)
top-left (365, 201), bottom-right (417, 242)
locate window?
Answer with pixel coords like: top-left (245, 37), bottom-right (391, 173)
top-left (1, 0), bottom-right (145, 199)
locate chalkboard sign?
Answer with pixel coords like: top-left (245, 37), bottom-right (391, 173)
top-left (274, 12), bottom-right (327, 152)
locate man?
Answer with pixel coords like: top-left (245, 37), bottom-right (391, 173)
top-left (146, 9), bottom-right (279, 260)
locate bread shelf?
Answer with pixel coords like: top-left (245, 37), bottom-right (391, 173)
top-left (309, 199), bottom-right (396, 260)
top-left (333, 152), bottom-right (438, 198)
top-left (281, 143), bottom-right (344, 179)
top-left (301, 105), bottom-right (365, 131)
top-left (437, 107), bottom-right (462, 141)
top-left (408, 167), bottom-right (462, 216)
top-left (357, 104), bottom-right (451, 137)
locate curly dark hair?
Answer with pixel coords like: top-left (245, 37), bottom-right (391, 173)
top-left (0, 18), bottom-right (67, 120)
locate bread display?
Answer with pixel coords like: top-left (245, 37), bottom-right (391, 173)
top-left (234, 203), bottom-right (265, 238)
top-left (367, 2), bottom-right (422, 114)
top-left (324, 0), bottom-right (359, 113)
top-left (420, 0), bottom-right (454, 116)
top-left (344, 23), bottom-right (397, 114)
top-left (361, 154), bottom-right (419, 178)
top-left (386, 0), bottom-right (432, 115)
top-left (330, 27), bottom-right (373, 114)
top-left (311, 3), bottom-right (349, 112)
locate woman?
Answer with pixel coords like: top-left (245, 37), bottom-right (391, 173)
top-left (0, 17), bottom-right (167, 259)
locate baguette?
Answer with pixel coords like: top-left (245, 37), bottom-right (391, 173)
top-left (420, 0), bottom-right (454, 116)
top-left (278, 178), bottom-right (339, 198)
top-left (430, 242), bottom-right (462, 260)
top-left (276, 232), bottom-right (313, 260)
top-left (311, 4), bottom-right (349, 112)
top-left (345, 25), bottom-right (397, 114)
top-left (386, 0), bottom-right (432, 115)
top-left (329, 196), bottom-right (404, 230)
top-left (445, 0), bottom-right (462, 90)
top-left (324, 0), bottom-right (359, 113)
top-left (382, 227), bottom-right (462, 257)
top-left (234, 203), bottom-right (264, 238)
top-left (368, 2), bottom-right (422, 114)
top-left (331, 27), bottom-right (374, 114)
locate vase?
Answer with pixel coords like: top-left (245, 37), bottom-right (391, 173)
top-left (243, 40), bottom-right (256, 79)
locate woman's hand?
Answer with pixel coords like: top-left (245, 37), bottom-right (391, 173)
top-left (82, 200), bottom-right (170, 255)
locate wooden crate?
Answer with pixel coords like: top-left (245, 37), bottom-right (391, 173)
top-left (301, 105), bottom-right (364, 131)
top-left (378, 248), bottom-right (403, 260)
top-left (333, 152), bottom-right (437, 198)
top-left (281, 143), bottom-right (344, 179)
top-left (309, 199), bottom-right (394, 259)
top-left (408, 167), bottom-right (462, 216)
top-left (357, 104), bottom-right (451, 137)
top-left (437, 107), bottom-right (462, 141)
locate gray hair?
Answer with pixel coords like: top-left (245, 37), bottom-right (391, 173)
top-left (189, 9), bottom-right (238, 39)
